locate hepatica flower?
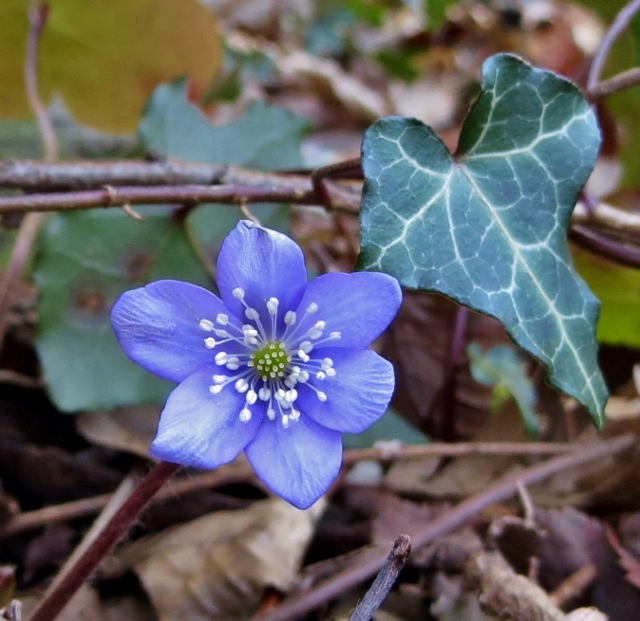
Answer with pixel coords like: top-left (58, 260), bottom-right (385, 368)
top-left (111, 221), bottom-right (401, 508)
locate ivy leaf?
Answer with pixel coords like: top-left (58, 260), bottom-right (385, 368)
top-left (35, 209), bottom-right (211, 412)
top-left (358, 53), bottom-right (607, 426)
top-left (467, 343), bottom-right (539, 437)
top-left (139, 79), bottom-right (310, 169)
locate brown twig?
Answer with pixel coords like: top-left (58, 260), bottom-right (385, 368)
top-left (568, 224), bottom-right (640, 269)
top-left (586, 66), bottom-right (640, 101)
top-left (311, 158), bottom-right (362, 205)
top-left (587, 0), bottom-right (640, 91)
top-left (25, 3), bottom-right (56, 163)
top-left (253, 435), bottom-right (635, 621)
top-left (2, 442), bottom-right (579, 537)
top-left (348, 535), bottom-right (411, 621)
top-left (0, 3), bottom-right (51, 352)
top-left (549, 563), bottom-right (598, 608)
top-left (27, 461), bottom-right (181, 621)
top-left (0, 182), bottom-right (360, 215)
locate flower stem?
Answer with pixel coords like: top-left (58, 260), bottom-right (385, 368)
top-left (27, 460), bottom-right (181, 621)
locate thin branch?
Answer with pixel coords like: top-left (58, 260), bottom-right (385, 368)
top-left (569, 223), bottom-right (640, 269)
top-left (348, 535), bottom-right (411, 621)
top-left (27, 461), bottom-right (181, 621)
top-left (1, 442), bottom-right (579, 537)
top-left (586, 66), bottom-right (640, 101)
top-left (25, 3), bottom-right (56, 163)
top-left (311, 158), bottom-right (362, 205)
top-left (587, 0), bottom-right (640, 90)
top-left (0, 3), bottom-right (52, 352)
top-left (254, 434), bottom-right (635, 621)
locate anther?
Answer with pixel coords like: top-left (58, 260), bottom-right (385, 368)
top-left (232, 288), bottom-right (245, 299)
top-left (297, 350), bottom-right (310, 362)
top-left (285, 388), bottom-right (298, 403)
top-left (239, 408), bottom-right (252, 422)
top-left (326, 368), bottom-right (336, 377)
top-left (235, 378), bottom-right (249, 393)
top-left (290, 409), bottom-right (300, 421)
top-left (282, 415), bottom-right (290, 428)
top-left (316, 371), bottom-right (326, 380)
top-left (212, 375), bottom-right (226, 383)
top-left (317, 391), bottom-right (327, 402)
top-left (226, 356), bottom-right (240, 370)
top-left (210, 385), bottom-right (223, 395)
top-left (267, 407), bottom-right (276, 421)
top-left (284, 311), bottom-right (296, 325)
top-left (215, 352), bottom-right (228, 365)
top-left (199, 319), bottom-right (214, 331)
top-left (216, 314), bottom-right (229, 325)
top-left (321, 358), bottom-right (334, 369)
top-left (267, 298), bottom-right (279, 314)
top-left (299, 341), bottom-right (313, 354)
top-left (307, 302), bottom-right (318, 313)
top-left (214, 329), bottom-right (230, 338)
top-left (204, 337), bottom-right (216, 349)
top-left (258, 387), bottom-right (271, 401)
top-left (245, 307), bottom-right (260, 320)
top-left (329, 332), bottom-right (341, 340)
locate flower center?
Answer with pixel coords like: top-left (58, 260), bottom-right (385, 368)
top-left (250, 341), bottom-right (291, 380)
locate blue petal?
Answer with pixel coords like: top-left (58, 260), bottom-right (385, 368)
top-left (215, 221), bottom-right (307, 330)
top-left (291, 272), bottom-right (401, 350)
top-left (297, 348), bottom-right (394, 433)
top-left (245, 415), bottom-right (342, 509)
top-left (111, 280), bottom-right (246, 382)
top-left (150, 364), bottom-right (263, 469)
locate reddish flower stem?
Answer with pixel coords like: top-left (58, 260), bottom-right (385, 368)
top-left (27, 460), bottom-right (181, 621)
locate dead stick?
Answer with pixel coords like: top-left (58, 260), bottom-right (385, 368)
top-left (349, 535), bottom-right (411, 621)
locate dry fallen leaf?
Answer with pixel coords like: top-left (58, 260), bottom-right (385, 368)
top-left (103, 497), bottom-right (325, 621)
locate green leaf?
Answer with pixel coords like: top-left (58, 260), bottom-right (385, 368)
top-left (139, 79), bottom-right (310, 169)
top-left (34, 209), bottom-right (211, 412)
top-left (359, 53), bottom-right (607, 426)
top-left (468, 343), bottom-right (539, 437)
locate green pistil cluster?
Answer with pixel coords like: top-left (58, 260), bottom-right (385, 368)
top-left (251, 342), bottom-right (291, 380)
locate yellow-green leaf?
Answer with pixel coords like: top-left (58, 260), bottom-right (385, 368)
top-left (0, 0), bottom-right (222, 131)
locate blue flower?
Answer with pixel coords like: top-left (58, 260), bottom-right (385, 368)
top-left (111, 220), bottom-right (402, 509)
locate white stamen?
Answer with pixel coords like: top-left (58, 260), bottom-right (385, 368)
top-left (307, 302), bottom-right (318, 313)
top-left (317, 391), bottom-right (327, 402)
top-left (297, 350), bottom-right (310, 362)
top-left (267, 298), bottom-right (279, 314)
top-left (245, 307), bottom-right (260, 320)
top-left (284, 311), bottom-right (296, 325)
top-left (314, 320), bottom-right (326, 330)
top-left (282, 415), bottom-right (290, 428)
top-left (299, 341), bottom-right (313, 354)
top-left (285, 388), bottom-right (298, 403)
top-left (226, 356), bottom-right (240, 370)
top-left (215, 352), bottom-right (228, 365)
top-left (316, 371), bottom-right (326, 380)
top-left (246, 390), bottom-right (258, 405)
top-left (199, 319), bottom-right (214, 331)
top-left (239, 408), bottom-right (252, 422)
top-left (321, 358), bottom-right (334, 370)
top-left (235, 378), bottom-right (249, 393)
top-left (210, 385), bottom-right (223, 394)
top-left (258, 387), bottom-right (272, 401)
top-left (213, 375), bottom-right (226, 383)
top-left (216, 313), bottom-right (229, 325)
top-left (290, 408), bottom-right (300, 421)
top-left (309, 328), bottom-right (323, 340)
top-left (299, 370), bottom-right (309, 383)
top-left (329, 331), bottom-right (341, 340)
top-left (232, 288), bottom-right (245, 299)
top-left (204, 337), bottom-right (216, 349)
top-left (267, 407), bottom-right (276, 421)
top-left (326, 368), bottom-right (336, 377)
top-left (214, 329), bottom-right (230, 338)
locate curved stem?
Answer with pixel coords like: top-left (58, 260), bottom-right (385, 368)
top-left (587, 0), bottom-right (640, 90)
top-left (27, 460), bottom-right (181, 621)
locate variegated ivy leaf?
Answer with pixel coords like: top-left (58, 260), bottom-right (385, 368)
top-left (358, 53), bottom-right (607, 425)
